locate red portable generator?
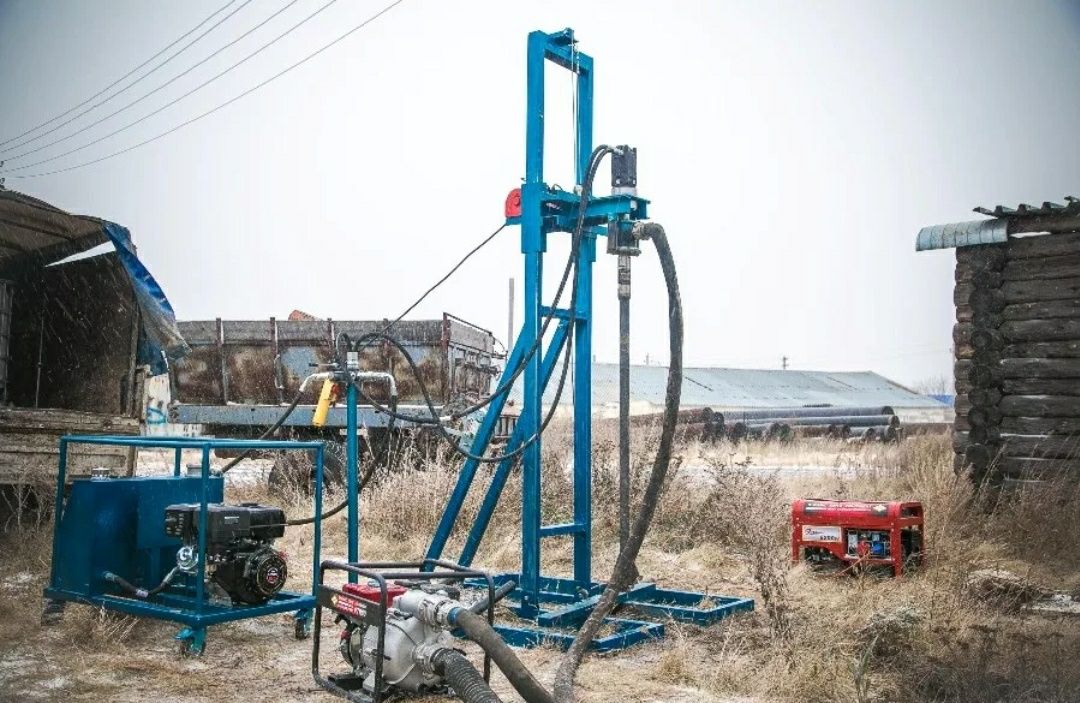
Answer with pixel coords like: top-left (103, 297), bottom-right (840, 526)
top-left (791, 499), bottom-right (924, 576)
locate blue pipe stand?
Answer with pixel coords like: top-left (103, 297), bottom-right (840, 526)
top-left (424, 28), bottom-right (753, 651)
top-left (43, 435), bottom-right (326, 655)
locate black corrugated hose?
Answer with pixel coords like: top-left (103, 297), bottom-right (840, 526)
top-left (451, 609), bottom-right (553, 703)
top-left (553, 222), bottom-right (683, 702)
top-left (432, 649), bottom-right (502, 703)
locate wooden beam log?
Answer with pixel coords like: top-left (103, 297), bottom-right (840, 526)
top-left (957, 245), bottom-right (1007, 269)
top-left (1002, 299), bottom-right (1080, 321)
top-left (999, 434), bottom-right (1080, 461)
top-left (1002, 341), bottom-right (1080, 359)
top-left (971, 328), bottom-right (1005, 350)
top-left (967, 406), bottom-right (1002, 427)
top-left (1003, 252), bottom-right (1080, 282)
top-left (1002, 378), bottom-right (1080, 397)
top-left (968, 425), bottom-right (1000, 444)
top-left (971, 287), bottom-right (1007, 313)
top-left (1006, 231), bottom-right (1080, 260)
top-left (1001, 319), bottom-right (1080, 343)
top-left (996, 456), bottom-right (1080, 480)
top-left (1001, 416), bottom-right (1080, 435)
top-left (970, 388), bottom-right (1002, 407)
top-left (1002, 276), bottom-right (1080, 304)
top-left (1000, 357), bottom-right (1080, 379)
top-left (1000, 395), bottom-right (1080, 418)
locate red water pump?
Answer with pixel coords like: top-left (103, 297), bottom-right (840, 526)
top-left (791, 499), bottom-right (924, 576)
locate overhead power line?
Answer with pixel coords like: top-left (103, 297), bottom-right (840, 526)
top-left (0, 0), bottom-right (240, 151)
top-left (3, 0), bottom-right (341, 173)
top-left (7, 0), bottom-right (406, 180)
top-left (3, 0), bottom-right (304, 163)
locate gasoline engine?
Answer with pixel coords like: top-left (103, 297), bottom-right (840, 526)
top-left (164, 502), bottom-right (289, 605)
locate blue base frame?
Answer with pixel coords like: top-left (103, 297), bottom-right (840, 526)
top-left (466, 573), bottom-right (754, 652)
top-left (43, 587), bottom-right (315, 627)
top-left (45, 434), bottom-right (327, 653)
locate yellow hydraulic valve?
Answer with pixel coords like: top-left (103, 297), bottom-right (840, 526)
top-left (313, 379), bottom-right (340, 428)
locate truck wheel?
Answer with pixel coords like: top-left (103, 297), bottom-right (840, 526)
top-left (268, 442), bottom-right (346, 496)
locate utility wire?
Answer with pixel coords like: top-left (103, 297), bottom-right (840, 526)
top-left (0, 0), bottom-right (241, 152)
top-left (2, 0), bottom-right (305, 163)
top-left (3, 0), bottom-right (343, 173)
top-left (6, 0), bottom-right (405, 179)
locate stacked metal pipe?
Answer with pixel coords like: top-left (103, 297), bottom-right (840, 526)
top-left (718, 406), bottom-right (903, 444)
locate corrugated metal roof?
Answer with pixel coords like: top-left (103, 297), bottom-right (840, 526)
top-left (973, 196), bottom-right (1079, 219)
top-left (510, 363), bottom-right (944, 410)
top-left (916, 195), bottom-right (1080, 252)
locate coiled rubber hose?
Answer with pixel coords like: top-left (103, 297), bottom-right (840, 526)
top-left (452, 609), bottom-right (554, 703)
top-left (431, 649), bottom-right (502, 703)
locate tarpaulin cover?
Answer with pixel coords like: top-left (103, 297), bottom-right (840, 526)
top-left (102, 221), bottom-right (189, 374)
top-left (0, 189), bottom-right (188, 375)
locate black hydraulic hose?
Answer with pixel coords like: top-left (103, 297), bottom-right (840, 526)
top-left (468, 579), bottom-right (516, 615)
top-left (452, 609), bottom-right (555, 703)
top-left (350, 145), bottom-right (614, 426)
top-left (220, 387), bottom-right (305, 474)
top-left (431, 649), bottom-right (502, 703)
top-left (347, 147), bottom-right (616, 463)
top-left (104, 567), bottom-right (180, 600)
top-left (553, 222), bottom-right (682, 703)
top-left (282, 458), bottom-right (377, 526)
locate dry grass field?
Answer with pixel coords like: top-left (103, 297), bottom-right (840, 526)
top-left (1, 428), bottom-right (1079, 702)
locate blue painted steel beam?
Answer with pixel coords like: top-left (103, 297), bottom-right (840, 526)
top-left (457, 321), bottom-right (569, 567)
top-left (425, 330), bottom-right (530, 565)
top-left (61, 435), bottom-right (325, 450)
top-left (487, 618), bottom-right (663, 653)
top-left (537, 522), bottom-right (584, 538)
top-left (536, 582), bottom-right (656, 628)
top-left (346, 382), bottom-right (359, 583)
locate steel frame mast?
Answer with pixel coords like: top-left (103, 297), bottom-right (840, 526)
top-left (425, 31), bottom-right (752, 646)
top-left (425, 28), bottom-right (633, 614)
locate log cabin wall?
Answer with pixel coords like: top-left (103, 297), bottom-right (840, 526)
top-left (953, 229), bottom-right (1080, 483)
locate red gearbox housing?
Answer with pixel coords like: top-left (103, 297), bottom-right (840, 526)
top-left (791, 498), bottom-right (924, 576)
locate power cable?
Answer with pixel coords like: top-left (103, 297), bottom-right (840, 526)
top-left (0, 0), bottom-right (237, 150)
top-left (385, 223), bottom-right (506, 330)
top-left (2, 0), bottom-right (343, 173)
top-left (3, 0), bottom-right (304, 163)
top-left (6, 0), bottom-right (407, 179)
top-left (347, 145), bottom-right (615, 464)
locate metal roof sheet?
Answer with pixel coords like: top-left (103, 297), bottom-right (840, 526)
top-left (973, 196), bottom-right (1079, 219)
top-left (510, 363), bottom-right (944, 410)
top-left (916, 196), bottom-right (1080, 252)
top-left (916, 218), bottom-right (1007, 251)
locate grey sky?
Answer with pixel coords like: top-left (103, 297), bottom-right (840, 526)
top-left (2, 0), bottom-right (1078, 387)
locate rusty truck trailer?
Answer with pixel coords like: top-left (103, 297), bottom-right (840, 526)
top-left (169, 313), bottom-right (500, 436)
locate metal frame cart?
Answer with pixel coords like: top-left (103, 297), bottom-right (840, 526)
top-left (43, 434), bottom-right (326, 655)
top-left (421, 28), bottom-right (753, 650)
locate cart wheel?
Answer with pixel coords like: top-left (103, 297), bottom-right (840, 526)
top-left (175, 627), bottom-right (206, 657)
top-left (294, 615), bottom-right (312, 640)
top-left (40, 599), bottom-right (65, 626)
